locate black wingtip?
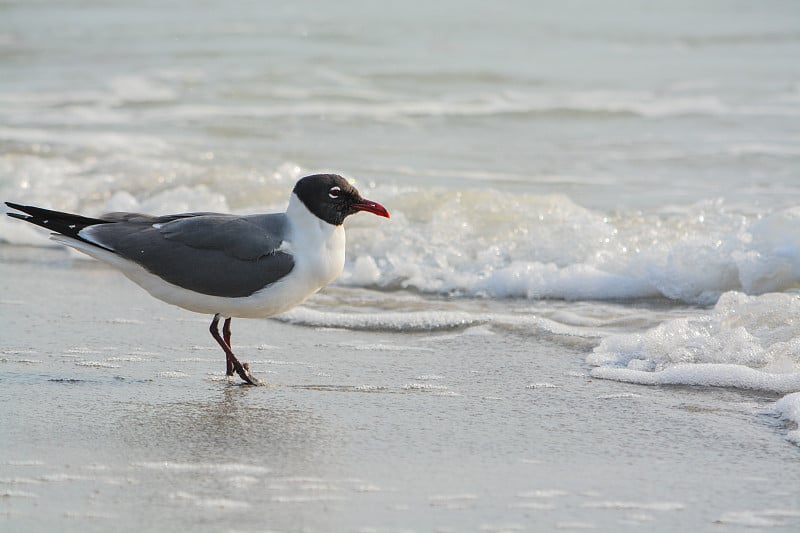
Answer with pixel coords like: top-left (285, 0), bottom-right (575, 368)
top-left (6, 212), bottom-right (29, 221)
top-left (5, 202), bottom-right (38, 218)
top-left (5, 202), bottom-right (30, 221)
top-left (4, 202), bottom-right (109, 239)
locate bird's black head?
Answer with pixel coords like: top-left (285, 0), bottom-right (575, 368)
top-left (293, 174), bottom-right (390, 226)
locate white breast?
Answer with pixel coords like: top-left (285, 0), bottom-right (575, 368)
top-left (283, 192), bottom-right (346, 289)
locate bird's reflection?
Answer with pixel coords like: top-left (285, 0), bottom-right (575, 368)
top-left (118, 385), bottom-right (338, 473)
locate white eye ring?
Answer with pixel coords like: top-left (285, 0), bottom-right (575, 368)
top-left (328, 186), bottom-right (342, 199)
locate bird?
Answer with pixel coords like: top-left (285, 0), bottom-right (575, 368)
top-left (5, 174), bottom-right (390, 385)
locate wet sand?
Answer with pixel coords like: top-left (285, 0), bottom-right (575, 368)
top-left (2, 245), bottom-right (799, 532)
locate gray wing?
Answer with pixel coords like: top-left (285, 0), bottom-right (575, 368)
top-left (83, 212), bottom-right (294, 298)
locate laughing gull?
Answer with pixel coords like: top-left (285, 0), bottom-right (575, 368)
top-left (6, 174), bottom-right (390, 385)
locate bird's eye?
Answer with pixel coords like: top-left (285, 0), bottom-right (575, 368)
top-left (328, 186), bottom-right (342, 199)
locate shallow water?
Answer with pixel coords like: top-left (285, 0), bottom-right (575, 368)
top-left (2, 248), bottom-right (799, 532)
top-left (1, 0), bottom-right (800, 530)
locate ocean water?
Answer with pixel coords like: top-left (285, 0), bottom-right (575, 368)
top-left (1, 0), bottom-right (800, 531)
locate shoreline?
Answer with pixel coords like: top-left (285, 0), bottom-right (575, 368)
top-left (2, 245), bottom-right (799, 531)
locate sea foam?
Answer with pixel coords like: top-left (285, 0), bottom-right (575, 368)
top-left (279, 306), bottom-right (607, 337)
top-left (341, 189), bottom-right (800, 304)
top-left (588, 292), bottom-right (800, 443)
top-left (775, 392), bottom-right (800, 445)
top-left (587, 292), bottom-right (800, 394)
top-left (3, 164), bottom-right (798, 305)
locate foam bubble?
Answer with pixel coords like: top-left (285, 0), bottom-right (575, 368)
top-left (155, 89), bottom-right (736, 121)
top-left (170, 491), bottom-right (251, 510)
top-left (278, 308), bottom-right (477, 331)
top-left (403, 383), bottom-right (450, 392)
top-left (597, 392), bottom-right (642, 400)
top-left (342, 188), bottom-right (800, 304)
top-left (75, 361), bottom-right (120, 369)
top-left (715, 509), bottom-right (800, 528)
top-left (588, 292), bottom-right (800, 394)
top-left (352, 484), bottom-right (382, 493)
top-left (517, 489), bottom-right (570, 498)
top-left (510, 501), bottom-right (557, 510)
top-left (555, 521), bottom-right (596, 530)
top-left (592, 364), bottom-right (800, 394)
top-left (0, 490), bottom-right (38, 499)
top-left (2, 460), bottom-right (45, 467)
top-left (270, 494), bottom-right (346, 503)
top-left (63, 511), bottom-right (116, 520)
top-left (156, 371), bottom-right (189, 378)
top-left (106, 356), bottom-right (154, 362)
top-left (736, 208), bottom-right (800, 294)
top-left (526, 383), bottom-right (559, 390)
top-left (278, 307), bottom-right (607, 338)
top-left (415, 375), bottom-right (445, 381)
top-left (581, 500), bottom-right (685, 511)
top-left (107, 75), bottom-right (177, 104)
top-left (348, 343), bottom-right (433, 352)
top-left (775, 392), bottom-right (800, 445)
top-left (133, 461), bottom-right (270, 474)
top-left (0, 477), bottom-right (39, 485)
top-left (429, 493), bottom-right (479, 506)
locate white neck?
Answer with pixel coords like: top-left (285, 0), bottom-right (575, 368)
top-left (285, 192), bottom-right (346, 287)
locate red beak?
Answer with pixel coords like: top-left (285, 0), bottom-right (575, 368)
top-left (353, 198), bottom-right (390, 219)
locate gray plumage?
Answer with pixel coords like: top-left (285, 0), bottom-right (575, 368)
top-left (83, 212), bottom-right (294, 298)
top-left (4, 203), bottom-right (296, 299)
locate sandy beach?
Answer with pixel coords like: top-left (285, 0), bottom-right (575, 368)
top-left (2, 2), bottom-right (800, 530)
top-left (2, 245), bottom-right (799, 532)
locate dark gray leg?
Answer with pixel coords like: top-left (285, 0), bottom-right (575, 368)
top-left (209, 314), bottom-right (261, 385)
top-left (223, 317), bottom-right (234, 377)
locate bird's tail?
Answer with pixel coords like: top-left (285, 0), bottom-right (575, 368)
top-left (5, 202), bottom-right (109, 240)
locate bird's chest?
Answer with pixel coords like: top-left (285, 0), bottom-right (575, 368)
top-left (290, 222), bottom-right (346, 288)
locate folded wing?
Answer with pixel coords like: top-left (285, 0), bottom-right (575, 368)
top-left (80, 213), bottom-right (295, 298)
